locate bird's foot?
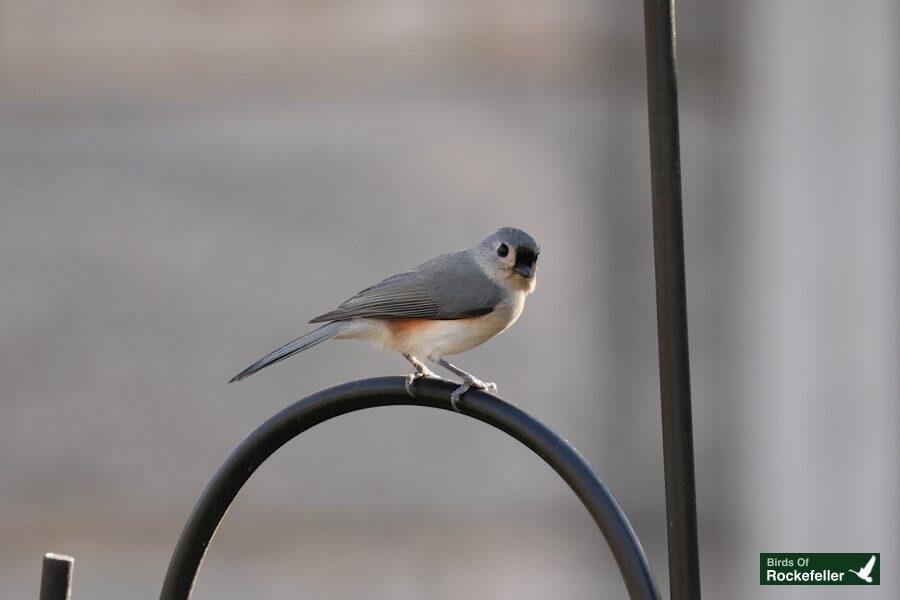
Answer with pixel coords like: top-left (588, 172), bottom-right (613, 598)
top-left (449, 377), bottom-right (497, 412)
top-left (405, 367), bottom-right (440, 396)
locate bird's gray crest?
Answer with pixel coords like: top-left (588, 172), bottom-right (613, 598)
top-left (488, 227), bottom-right (540, 253)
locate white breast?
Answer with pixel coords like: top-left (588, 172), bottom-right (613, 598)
top-left (346, 291), bottom-right (527, 360)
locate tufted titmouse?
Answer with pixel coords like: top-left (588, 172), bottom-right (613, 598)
top-left (230, 227), bottom-right (539, 409)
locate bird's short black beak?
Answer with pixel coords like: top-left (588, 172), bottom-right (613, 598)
top-left (513, 247), bottom-right (538, 279)
top-left (514, 264), bottom-right (534, 278)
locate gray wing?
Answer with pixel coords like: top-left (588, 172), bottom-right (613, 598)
top-left (309, 251), bottom-right (503, 323)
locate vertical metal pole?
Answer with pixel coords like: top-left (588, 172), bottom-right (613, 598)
top-left (39, 554), bottom-right (73, 600)
top-left (642, 2), bottom-right (701, 599)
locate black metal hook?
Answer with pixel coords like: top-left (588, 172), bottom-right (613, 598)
top-left (158, 377), bottom-right (661, 600)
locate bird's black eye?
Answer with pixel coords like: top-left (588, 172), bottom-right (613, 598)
top-left (497, 243), bottom-right (509, 257)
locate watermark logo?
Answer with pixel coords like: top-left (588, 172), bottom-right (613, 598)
top-left (760, 553), bottom-right (879, 585)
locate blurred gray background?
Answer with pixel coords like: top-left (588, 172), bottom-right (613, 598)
top-left (1, 1), bottom-right (897, 598)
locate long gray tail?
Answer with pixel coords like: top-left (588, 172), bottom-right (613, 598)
top-left (229, 321), bottom-right (350, 383)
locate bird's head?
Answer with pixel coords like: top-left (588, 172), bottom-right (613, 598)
top-left (473, 227), bottom-right (540, 293)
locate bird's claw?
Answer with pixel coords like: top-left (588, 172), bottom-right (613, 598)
top-left (449, 383), bottom-right (470, 411)
top-left (449, 377), bottom-right (497, 412)
top-left (405, 368), bottom-right (439, 396)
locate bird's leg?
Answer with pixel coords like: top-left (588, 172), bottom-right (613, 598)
top-left (403, 353), bottom-right (439, 396)
top-left (435, 358), bottom-right (497, 411)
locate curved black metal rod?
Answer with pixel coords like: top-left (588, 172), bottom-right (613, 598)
top-left (160, 377), bottom-right (661, 600)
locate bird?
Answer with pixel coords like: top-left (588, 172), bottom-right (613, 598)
top-left (230, 227), bottom-right (539, 410)
top-left (848, 555), bottom-right (876, 583)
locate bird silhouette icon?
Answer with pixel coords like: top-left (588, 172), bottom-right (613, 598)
top-left (848, 555), bottom-right (876, 583)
